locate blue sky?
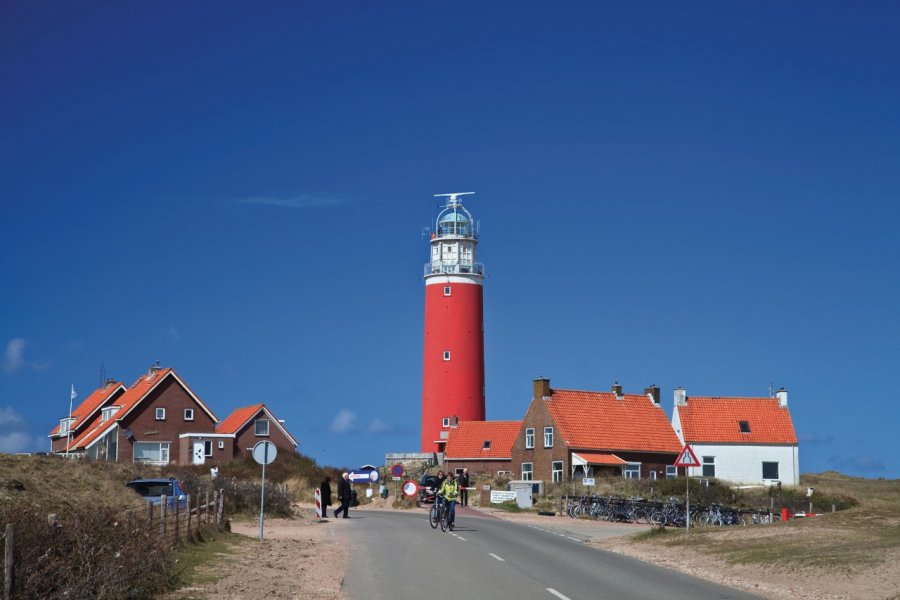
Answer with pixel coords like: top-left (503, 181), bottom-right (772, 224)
top-left (2, 2), bottom-right (898, 478)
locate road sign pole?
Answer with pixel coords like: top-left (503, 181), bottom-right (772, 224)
top-left (259, 444), bottom-right (268, 540)
top-left (686, 473), bottom-right (690, 531)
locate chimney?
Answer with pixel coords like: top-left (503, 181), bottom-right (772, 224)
top-left (612, 382), bottom-right (623, 399)
top-left (644, 385), bottom-right (660, 405)
top-left (534, 377), bottom-right (552, 401)
top-left (776, 387), bottom-right (788, 408)
top-left (148, 360), bottom-right (161, 375)
top-left (674, 387), bottom-right (687, 406)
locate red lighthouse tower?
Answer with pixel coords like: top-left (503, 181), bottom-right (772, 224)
top-left (421, 192), bottom-right (486, 453)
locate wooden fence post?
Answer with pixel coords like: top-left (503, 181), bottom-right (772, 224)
top-left (173, 497), bottom-right (180, 544)
top-left (146, 500), bottom-right (154, 527)
top-left (205, 491), bottom-right (210, 524)
top-left (217, 489), bottom-right (225, 526)
top-left (161, 498), bottom-right (168, 539)
top-left (4, 523), bottom-right (14, 600)
top-left (186, 494), bottom-right (192, 539)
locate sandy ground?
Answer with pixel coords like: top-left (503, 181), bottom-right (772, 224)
top-left (167, 499), bottom-right (900, 600)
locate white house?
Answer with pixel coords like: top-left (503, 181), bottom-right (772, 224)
top-left (671, 387), bottom-right (799, 486)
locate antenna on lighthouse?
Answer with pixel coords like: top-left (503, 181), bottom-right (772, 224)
top-left (434, 192), bottom-right (475, 206)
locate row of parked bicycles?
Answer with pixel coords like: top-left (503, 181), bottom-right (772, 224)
top-left (565, 494), bottom-right (781, 527)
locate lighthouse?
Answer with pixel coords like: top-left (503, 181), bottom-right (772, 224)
top-left (421, 192), bottom-right (486, 453)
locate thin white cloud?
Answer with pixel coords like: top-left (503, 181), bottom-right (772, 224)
top-left (168, 325), bottom-right (180, 340)
top-left (329, 409), bottom-right (357, 434)
top-left (0, 407), bottom-right (24, 427)
top-left (234, 194), bottom-right (347, 209)
top-left (2, 338), bottom-right (26, 373)
top-left (368, 418), bottom-right (391, 434)
top-left (0, 431), bottom-right (31, 453)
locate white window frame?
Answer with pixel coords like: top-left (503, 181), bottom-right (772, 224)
top-left (217, 440), bottom-right (225, 450)
top-left (649, 470), bottom-right (657, 481)
top-left (443, 350), bottom-right (451, 361)
top-left (551, 461), bottom-right (563, 483)
top-left (666, 465), bottom-right (678, 479)
top-left (255, 419), bottom-right (270, 436)
top-left (702, 456), bottom-right (715, 478)
top-left (155, 407), bottom-right (166, 421)
top-left (525, 428), bottom-right (535, 449)
top-left (203, 440), bottom-right (213, 457)
top-left (521, 463), bottom-right (533, 481)
top-left (184, 408), bottom-right (194, 421)
top-left (101, 406), bottom-right (118, 422)
top-left (133, 442), bottom-right (170, 465)
top-left (544, 426), bottom-right (553, 448)
top-left (442, 417), bottom-right (450, 428)
top-left (443, 286), bottom-right (452, 296)
top-left (496, 470), bottom-right (508, 477)
top-left (623, 462), bottom-right (641, 479)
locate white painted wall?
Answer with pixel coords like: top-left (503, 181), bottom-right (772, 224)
top-left (685, 444), bottom-right (799, 485)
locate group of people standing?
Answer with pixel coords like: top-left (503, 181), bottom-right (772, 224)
top-left (318, 472), bottom-right (352, 519)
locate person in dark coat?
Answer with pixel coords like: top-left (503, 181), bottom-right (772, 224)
top-left (333, 472), bottom-right (352, 518)
top-left (320, 477), bottom-right (332, 518)
top-left (458, 468), bottom-right (470, 506)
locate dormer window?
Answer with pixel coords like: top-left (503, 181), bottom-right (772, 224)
top-left (101, 406), bottom-right (119, 422)
top-left (483, 440), bottom-right (491, 449)
top-left (739, 420), bottom-right (751, 433)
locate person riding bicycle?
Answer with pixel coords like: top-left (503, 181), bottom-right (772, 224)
top-left (436, 471), bottom-right (460, 529)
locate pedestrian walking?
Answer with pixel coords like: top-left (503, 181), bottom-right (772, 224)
top-left (458, 468), bottom-right (470, 506)
top-left (333, 472), bottom-right (352, 518)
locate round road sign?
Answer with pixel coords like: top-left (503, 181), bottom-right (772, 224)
top-left (391, 463), bottom-right (405, 478)
top-left (252, 441), bottom-right (278, 465)
top-left (402, 480), bottom-right (419, 497)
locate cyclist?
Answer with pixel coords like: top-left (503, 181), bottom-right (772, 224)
top-left (437, 471), bottom-right (460, 529)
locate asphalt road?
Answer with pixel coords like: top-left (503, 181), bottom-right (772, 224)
top-left (342, 508), bottom-right (763, 600)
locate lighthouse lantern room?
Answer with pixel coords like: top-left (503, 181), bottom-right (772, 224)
top-left (421, 193), bottom-right (486, 453)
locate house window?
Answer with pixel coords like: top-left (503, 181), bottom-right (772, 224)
top-left (739, 420), bottom-right (750, 433)
top-left (443, 350), bottom-right (451, 361)
top-left (483, 440), bottom-right (491, 449)
top-left (204, 441), bottom-right (213, 457)
top-left (525, 428), bottom-right (534, 449)
top-left (762, 462), bottom-right (779, 480)
top-left (217, 440), bottom-right (225, 450)
top-left (255, 419), bottom-right (269, 436)
top-left (666, 465), bottom-right (678, 479)
top-left (443, 286), bottom-right (452, 296)
top-left (442, 417), bottom-right (450, 428)
top-left (184, 408), bottom-right (194, 421)
top-left (521, 463), bottom-right (533, 481)
top-left (544, 427), bottom-right (553, 448)
top-left (101, 406), bottom-right (119, 422)
top-left (155, 408), bottom-right (166, 421)
top-left (649, 470), bottom-right (658, 481)
top-left (497, 470), bottom-right (508, 477)
top-left (133, 442), bottom-right (170, 465)
top-left (702, 456), bottom-right (715, 478)
top-left (623, 463), bottom-right (641, 479)
top-left (552, 461), bottom-right (563, 483)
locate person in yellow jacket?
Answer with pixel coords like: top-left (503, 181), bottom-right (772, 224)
top-left (437, 471), bottom-right (460, 529)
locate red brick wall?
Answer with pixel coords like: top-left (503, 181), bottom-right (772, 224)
top-left (116, 376), bottom-right (217, 465)
top-left (233, 411), bottom-right (296, 458)
top-left (509, 397), bottom-right (568, 481)
top-left (443, 459), bottom-right (513, 477)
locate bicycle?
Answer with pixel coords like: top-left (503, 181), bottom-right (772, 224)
top-left (430, 494), bottom-right (455, 531)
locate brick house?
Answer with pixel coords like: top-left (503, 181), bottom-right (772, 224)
top-left (443, 420), bottom-right (521, 477)
top-left (671, 387), bottom-right (799, 485)
top-left (64, 365), bottom-right (220, 465)
top-left (509, 378), bottom-right (683, 483)
top-left (48, 380), bottom-right (126, 453)
top-left (214, 403), bottom-right (298, 460)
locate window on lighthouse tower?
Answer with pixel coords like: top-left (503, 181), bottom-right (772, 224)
top-left (443, 351), bottom-right (451, 361)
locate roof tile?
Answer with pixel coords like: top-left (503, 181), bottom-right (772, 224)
top-left (678, 397), bottom-right (797, 444)
top-left (445, 421), bottom-right (522, 459)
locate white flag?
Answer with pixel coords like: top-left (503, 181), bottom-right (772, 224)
top-left (71, 385), bottom-right (77, 401)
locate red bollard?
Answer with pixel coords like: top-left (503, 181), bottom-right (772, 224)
top-left (781, 508), bottom-right (790, 521)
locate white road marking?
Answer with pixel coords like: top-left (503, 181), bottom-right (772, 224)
top-left (451, 533), bottom-right (466, 541)
top-left (566, 536), bottom-right (582, 542)
top-left (489, 553), bottom-right (505, 562)
top-left (547, 588), bottom-right (572, 600)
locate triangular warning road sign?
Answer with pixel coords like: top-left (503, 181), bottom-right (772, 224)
top-left (674, 444), bottom-right (701, 467)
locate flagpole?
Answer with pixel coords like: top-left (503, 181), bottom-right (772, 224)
top-left (66, 385), bottom-right (76, 457)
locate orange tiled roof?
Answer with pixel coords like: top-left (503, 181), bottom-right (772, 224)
top-left (445, 421), bottom-right (522, 459)
top-left (216, 404), bottom-right (265, 435)
top-left (677, 397), bottom-right (797, 444)
top-left (546, 389), bottom-right (682, 453)
top-left (48, 381), bottom-right (126, 437)
top-left (73, 368), bottom-right (219, 450)
top-left (572, 452), bottom-right (626, 465)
